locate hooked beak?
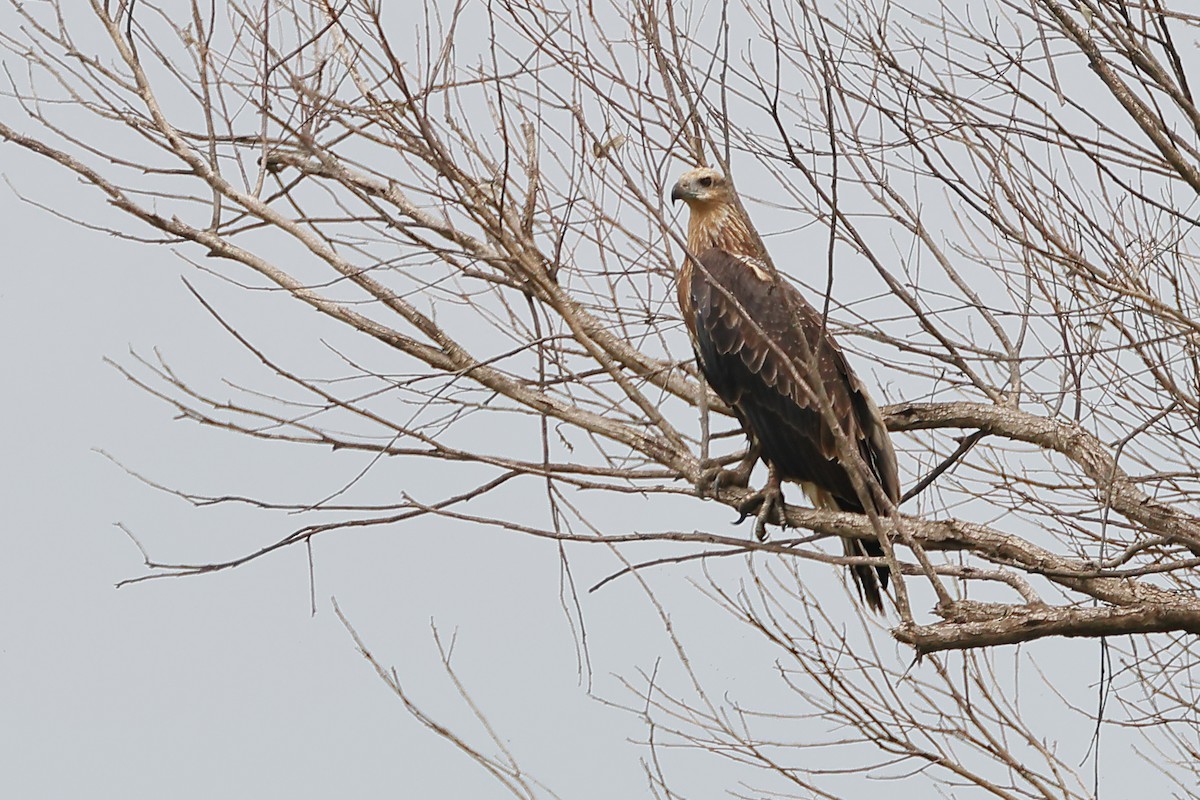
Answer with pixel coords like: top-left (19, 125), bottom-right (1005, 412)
top-left (670, 183), bottom-right (685, 203)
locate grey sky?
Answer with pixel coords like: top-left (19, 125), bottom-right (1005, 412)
top-left (0, 147), bottom-right (1141, 800)
top-left (3, 2), bottom-right (1192, 798)
top-left (0, 150), bottom-right (655, 796)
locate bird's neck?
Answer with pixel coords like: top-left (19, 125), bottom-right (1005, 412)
top-left (686, 202), bottom-right (758, 258)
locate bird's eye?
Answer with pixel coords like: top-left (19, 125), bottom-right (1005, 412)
top-left (698, 176), bottom-right (713, 188)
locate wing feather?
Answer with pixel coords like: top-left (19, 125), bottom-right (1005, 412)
top-left (687, 247), bottom-right (899, 611)
top-left (688, 247), bottom-right (900, 511)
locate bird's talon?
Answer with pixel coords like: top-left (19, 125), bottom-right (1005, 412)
top-left (734, 476), bottom-right (785, 540)
top-left (695, 463), bottom-right (723, 497)
top-left (734, 491), bottom-right (764, 524)
top-left (754, 488), bottom-right (786, 541)
top-left (754, 514), bottom-right (770, 541)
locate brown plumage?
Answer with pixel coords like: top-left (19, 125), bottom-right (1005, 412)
top-left (671, 167), bottom-right (900, 612)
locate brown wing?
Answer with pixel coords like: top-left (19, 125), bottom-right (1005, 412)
top-left (686, 247), bottom-right (899, 609)
top-left (688, 247), bottom-right (899, 507)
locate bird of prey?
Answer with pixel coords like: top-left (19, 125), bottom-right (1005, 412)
top-left (671, 167), bottom-right (900, 612)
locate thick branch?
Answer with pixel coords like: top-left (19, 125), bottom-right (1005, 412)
top-left (884, 401), bottom-right (1200, 554)
top-left (896, 602), bottom-right (1200, 655)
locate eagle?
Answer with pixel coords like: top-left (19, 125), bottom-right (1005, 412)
top-left (671, 167), bottom-right (900, 612)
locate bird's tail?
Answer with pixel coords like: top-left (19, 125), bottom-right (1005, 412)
top-left (801, 481), bottom-right (890, 613)
top-left (843, 535), bottom-right (889, 614)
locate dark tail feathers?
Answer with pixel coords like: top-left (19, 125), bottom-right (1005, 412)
top-left (843, 536), bottom-right (889, 613)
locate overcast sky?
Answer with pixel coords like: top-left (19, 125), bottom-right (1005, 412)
top-left (0, 117), bottom-right (664, 796)
top-left (2, 3), bottom-right (1179, 798)
top-left (0, 104), bottom-right (780, 797)
top-left (0, 131), bottom-right (1132, 800)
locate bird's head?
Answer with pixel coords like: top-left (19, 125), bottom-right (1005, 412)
top-left (670, 167), bottom-right (732, 207)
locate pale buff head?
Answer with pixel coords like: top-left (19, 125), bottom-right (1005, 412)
top-left (671, 167), bottom-right (757, 257)
top-left (670, 167), bottom-right (733, 208)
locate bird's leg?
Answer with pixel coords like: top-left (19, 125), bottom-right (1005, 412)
top-left (735, 464), bottom-right (786, 541)
top-left (725, 442), bottom-right (760, 487)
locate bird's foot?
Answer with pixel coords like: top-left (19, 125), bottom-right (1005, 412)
top-left (696, 457), bottom-right (755, 497)
top-left (696, 444), bottom-right (760, 498)
top-left (735, 473), bottom-right (786, 541)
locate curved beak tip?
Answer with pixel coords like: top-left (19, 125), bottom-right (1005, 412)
top-left (670, 185), bottom-right (683, 203)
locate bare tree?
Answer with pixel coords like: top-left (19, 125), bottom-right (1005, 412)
top-left (4, 0), bottom-right (1200, 796)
